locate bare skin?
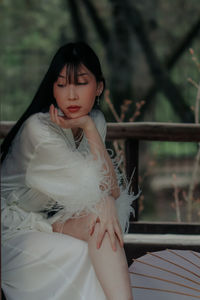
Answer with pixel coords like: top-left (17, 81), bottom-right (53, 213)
top-left (50, 64), bottom-right (133, 300)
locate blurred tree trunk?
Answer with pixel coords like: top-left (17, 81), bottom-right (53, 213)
top-left (67, 0), bottom-right (88, 41)
top-left (80, 0), bottom-right (110, 44)
top-left (80, 0), bottom-right (120, 118)
top-left (80, 0), bottom-right (114, 69)
top-left (81, 0), bottom-right (133, 116)
top-left (108, 0), bottom-right (133, 115)
top-left (138, 18), bottom-right (200, 121)
top-left (122, 0), bottom-right (193, 122)
top-left (166, 19), bottom-right (200, 69)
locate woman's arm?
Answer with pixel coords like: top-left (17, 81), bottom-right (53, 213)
top-left (82, 117), bottom-right (120, 199)
top-left (50, 105), bottom-right (120, 199)
top-left (50, 105), bottom-right (123, 251)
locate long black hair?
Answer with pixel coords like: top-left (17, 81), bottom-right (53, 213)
top-left (1, 42), bottom-right (105, 162)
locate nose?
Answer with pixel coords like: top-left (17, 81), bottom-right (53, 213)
top-left (68, 84), bottom-right (78, 100)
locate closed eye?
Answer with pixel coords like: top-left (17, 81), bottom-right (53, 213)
top-left (57, 82), bottom-right (88, 87)
top-left (77, 82), bottom-right (88, 85)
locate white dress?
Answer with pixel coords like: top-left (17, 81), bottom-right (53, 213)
top-left (1, 109), bottom-right (135, 300)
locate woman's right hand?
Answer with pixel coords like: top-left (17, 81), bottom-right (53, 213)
top-left (89, 196), bottom-right (124, 252)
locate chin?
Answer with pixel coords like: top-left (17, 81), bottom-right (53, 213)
top-left (68, 111), bottom-right (88, 119)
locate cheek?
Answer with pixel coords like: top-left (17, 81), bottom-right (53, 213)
top-left (84, 86), bottom-right (97, 101)
top-left (53, 88), bottom-right (63, 109)
top-left (53, 86), bottom-right (62, 104)
top-left (53, 85), bottom-right (61, 98)
top-left (84, 90), bottom-right (96, 107)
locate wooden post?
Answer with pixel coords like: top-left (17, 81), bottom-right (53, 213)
top-left (125, 139), bottom-right (139, 222)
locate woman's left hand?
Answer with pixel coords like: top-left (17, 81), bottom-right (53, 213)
top-left (49, 104), bottom-right (92, 130)
top-left (89, 196), bottom-right (124, 252)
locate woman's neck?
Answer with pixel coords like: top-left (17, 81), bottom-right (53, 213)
top-left (72, 127), bottom-right (83, 148)
top-left (72, 128), bottom-right (79, 137)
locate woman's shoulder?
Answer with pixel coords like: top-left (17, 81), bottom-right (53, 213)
top-left (25, 111), bottom-right (50, 125)
top-left (21, 112), bottom-right (51, 143)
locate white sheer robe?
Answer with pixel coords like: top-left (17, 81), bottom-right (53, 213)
top-left (1, 109), bottom-right (135, 300)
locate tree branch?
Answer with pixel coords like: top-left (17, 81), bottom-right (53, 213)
top-left (122, 0), bottom-right (193, 122)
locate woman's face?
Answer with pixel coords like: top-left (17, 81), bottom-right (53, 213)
top-left (53, 64), bottom-right (103, 119)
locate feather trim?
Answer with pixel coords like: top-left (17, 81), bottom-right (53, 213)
top-left (110, 150), bottom-right (141, 233)
top-left (44, 148), bottom-right (140, 233)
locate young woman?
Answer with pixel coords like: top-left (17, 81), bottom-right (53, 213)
top-left (1, 42), bottom-right (135, 300)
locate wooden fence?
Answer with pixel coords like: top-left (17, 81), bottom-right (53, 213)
top-left (1, 121), bottom-right (200, 235)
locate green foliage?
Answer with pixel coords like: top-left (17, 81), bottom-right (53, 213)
top-left (150, 141), bottom-right (198, 158)
top-left (0, 0), bottom-right (200, 121)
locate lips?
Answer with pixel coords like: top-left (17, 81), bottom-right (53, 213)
top-left (67, 106), bottom-right (81, 113)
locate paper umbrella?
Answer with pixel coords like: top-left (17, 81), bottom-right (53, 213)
top-left (129, 249), bottom-right (200, 300)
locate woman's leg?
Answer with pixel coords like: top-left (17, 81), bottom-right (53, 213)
top-left (53, 216), bottom-right (133, 300)
top-left (88, 223), bottom-right (133, 300)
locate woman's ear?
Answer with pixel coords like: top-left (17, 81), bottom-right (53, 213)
top-left (97, 81), bottom-right (104, 96)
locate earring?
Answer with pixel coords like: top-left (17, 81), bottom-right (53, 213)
top-left (97, 95), bottom-right (100, 105)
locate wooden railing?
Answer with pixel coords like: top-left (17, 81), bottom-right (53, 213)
top-left (1, 121), bottom-right (200, 232)
top-left (1, 121), bottom-right (200, 141)
top-left (107, 122), bottom-right (200, 222)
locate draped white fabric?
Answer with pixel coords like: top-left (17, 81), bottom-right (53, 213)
top-left (2, 231), bottom-right (106, 300)
top-left (1, 109), bottom-right (135, 299)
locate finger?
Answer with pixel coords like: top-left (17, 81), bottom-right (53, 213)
top-left (90, 224), bottom-right (95, 236)
top-left (114, 223), bottom-right (124, 248)
top-left (114, 219), bottom-right (124, 244)
top-left (96, 216), bottom-right (100, 223)
top-left (88, 219), bottom-right (96, 236)
top-left (117, 219), bottom-right (123, 234)
top-left (54, 108), bottom-right (61, 125)
top-left (49, 104), bottom-right (54, 122)
top-left (107, 226), bottom-right (117, 252)
top-left (96, 225), bottom-right (106, 249)
top-left (88, 214), bottom-right (100, 237)
top-left (50, 104), bottom-right (56, 123)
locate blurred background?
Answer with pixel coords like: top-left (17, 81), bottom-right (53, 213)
top-left (1, 0), bottom-right (200, 224)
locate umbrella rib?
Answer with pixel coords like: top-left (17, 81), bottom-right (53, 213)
top-left (167, 249), bottom-right (200, 271)
top-left (191, 251), bottom-right (200, 260)
top-left (147, 252), bottom-right (200, 279)
top-left (133, 259), bottom-right (200, 286)
top-left (131, 286), bottom-right (200, 299)
top-left (129, 271), bottom-right (200, 293)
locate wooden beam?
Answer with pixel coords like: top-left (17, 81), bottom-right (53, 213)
top-left (107, 122), bottom-right (200, 141)
top-left (1, 121), bottom-right (200, 141)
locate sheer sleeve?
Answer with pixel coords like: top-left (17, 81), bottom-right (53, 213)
top-left (22, 113), bottom-right (105, 223)
top-left (17, 111), bottom-right (138, 232)
top-left (91, 110), bottom-right (139, 233)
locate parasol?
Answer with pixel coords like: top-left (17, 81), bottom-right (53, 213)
top-left (129, 249), bottom-right (200, 300)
